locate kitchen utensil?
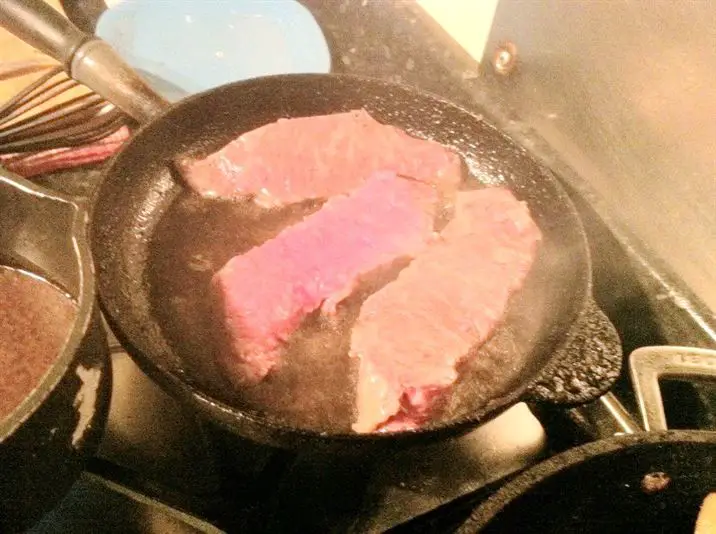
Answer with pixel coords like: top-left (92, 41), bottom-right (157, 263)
top-left (0, 168), bottom-right (112, 532)
top-left (0, 66), bottom-right (126, 154)
top-left (0, 0), bottom-right (623, 452)
top-left (0, 125), bottom-right (129, 178)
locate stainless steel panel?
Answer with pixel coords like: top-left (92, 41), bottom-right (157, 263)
top-left (484, 0), bottom-right (716, 312)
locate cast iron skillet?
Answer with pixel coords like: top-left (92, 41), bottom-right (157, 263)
top-left (462, 431), bottom-right (716, 533)
top-left (0, 1), bottom-right (622, 451)
top-left (0, 169), bottom-right (112, 532)
top-left (461, 347), bottom-right (716, 533)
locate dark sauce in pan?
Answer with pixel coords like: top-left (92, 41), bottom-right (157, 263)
top-left (148, 173), bottom-right (539, 433)
top-left (0, 266), bottom-right (77, 422)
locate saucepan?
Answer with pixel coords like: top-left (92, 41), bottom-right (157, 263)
top-left (460, 346), bottom-right (716, 533)
top-left (0, 168), bottom-right (112, 531)
top-left (0, 0), bottom-right (623, 452)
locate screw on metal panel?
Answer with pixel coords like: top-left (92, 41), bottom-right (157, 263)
top-left (493, 41), bottom-right (518, 76)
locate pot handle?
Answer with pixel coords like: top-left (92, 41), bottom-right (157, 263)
top-left (630, 345), bottom-right (716, 431)
top-left (0, 0), bottom-right (169, 124)
top-left (524, 298), bottom-right (623, 405)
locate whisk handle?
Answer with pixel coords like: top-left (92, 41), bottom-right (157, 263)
top-left (0, 0), bottom-right (170, 124)
top-left (0, 0), bottom-right (90, 66)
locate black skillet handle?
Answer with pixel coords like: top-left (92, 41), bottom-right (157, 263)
top-left (524, 298), bottom-right (623, 406)
top-left (0, 0), bottom-right (169, 124)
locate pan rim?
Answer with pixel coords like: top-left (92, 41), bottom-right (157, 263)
top-left (92, 72), bottom-right (595, 443)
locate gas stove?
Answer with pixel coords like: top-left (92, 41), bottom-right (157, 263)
top-left (19, 1), bottom-right (716, 532)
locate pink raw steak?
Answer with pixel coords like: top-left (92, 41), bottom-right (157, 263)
top-left (213, 170), bottom-right (439, 386)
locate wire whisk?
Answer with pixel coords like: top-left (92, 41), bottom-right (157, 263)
top-left (0, 66), bottom-right (128, 155)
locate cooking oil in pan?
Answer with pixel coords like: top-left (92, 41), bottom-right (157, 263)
top-left (147, 185), bottom-right (540, 433)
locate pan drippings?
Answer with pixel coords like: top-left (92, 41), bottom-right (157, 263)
top-left (148, 192), bottom-right (407, 432)
top-left (0, 266), bottom-right (77, 421)
top-left (148, 180), bottom-right (539, 433)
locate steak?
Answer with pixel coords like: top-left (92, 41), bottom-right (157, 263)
top-left (213, 171), bottom-right (438, 386)
top-left (181, 110), bottom-right (462, 206)
top-left (350, 187), bottom-right (542, 433)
